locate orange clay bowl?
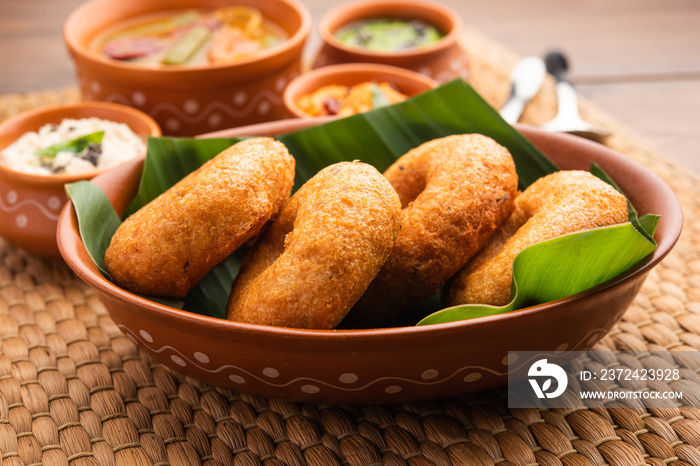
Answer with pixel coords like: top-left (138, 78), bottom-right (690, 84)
top-left (283, 63), bottom-right (438, 118)
top-left (63, 0), bottom-right (310, 136)
top-left (312, 0), bottom-right (468, 84)
top-left (0, 102), bottom-right (160, 260)
top-left (57, 119), bottom-right (682, 404)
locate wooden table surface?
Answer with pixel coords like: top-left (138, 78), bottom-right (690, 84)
top-left (1, 0), bottom-right (699, 173)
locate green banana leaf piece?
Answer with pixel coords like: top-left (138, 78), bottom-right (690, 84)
top-left (65, 79), bottom-right (657, 324)
top-left (125, 136), bottom-right (244, 217)
top-left (66, 180), bottom-right (188, 310)
top-left (65, 180), bottom-right (120, 277)
top-left (591, 162), bottom-right (655, 244)
top-left (417, 215), bottom-right (659, 325)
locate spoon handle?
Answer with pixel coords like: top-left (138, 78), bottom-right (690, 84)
top-left (499, 95), bottom-right (527, 124)
top-left (541, 51), bottom-right (610, 142)
top-left (544, 50), bottom-right (569, 82)
top-left (545, 51), bottom-right (580, 119)
top-left (499, 56), bottom-right (546, 124)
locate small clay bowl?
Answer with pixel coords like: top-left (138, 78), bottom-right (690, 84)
top-left (283, 63), bottom-right (438, 118)
top-left (57, 119), bottom-right (682, 404)
top-left (0, 102), bottom-right (160, 259)
top-left (64, 0), bottom-right (311, 136)
top-left (312, 0), bottom-right (468, 84)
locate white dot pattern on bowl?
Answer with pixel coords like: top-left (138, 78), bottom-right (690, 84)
top-left (184, 99), bottom-right (199, 114)
top-left (166, 118), bottom-right (180, 132)
top-left (275, 77), bottom-right (286, 93)
top-left (0, 191), bottom-right (63, 225)
top-left (234, 92), bottom-right (248, 106)
top-left (117, 324), bottom-right (600, 401)
top-left (208, 113), bottom-right (222, 127)
top-left (139, 330), bottom-right (153, 343)
top-left (171, 355), bottom-right (186, 367)
top-left (88, 65), bottom-right (299, 135)
top-left (48, 196), bottom-right (62, 210)
top-left (258, 101), bottom-right (270, 116)
top-left (132, 91), bottom-right (146, 106)
top-left (15, 214), bottom-right (27, 228)
top-left (339, 373), bottom-right (358, 384)
top-left (502, 353), bottom-right (519, 366)
top-left (464, 372), bottom-right (482, 383)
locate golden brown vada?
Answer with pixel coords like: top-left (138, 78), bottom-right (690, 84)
top-left (105, 137), bottom-right (295, 299)
top-left (445, 169), bottom-right (629, 307)
top-left (227, 161), bottom-right (402, 329)
top-left (345, 134), bottom-right (518, 328)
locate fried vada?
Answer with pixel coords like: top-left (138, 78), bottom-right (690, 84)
top-left (105, 137), bottom-right (295, 299)
top-left (345, 134), bottom-right (518, 328)
top-left (227, 161), bottom-right (402, 329)
top-left (445, 169), bottom-right (629, 307)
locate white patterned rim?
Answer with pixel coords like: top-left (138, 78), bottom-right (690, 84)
top-left (117, 324), bottom-right (609, 397)
top-left (83, 67), bottom-right (300, 132)
top-left (0, 190), bottom-right (62, 228)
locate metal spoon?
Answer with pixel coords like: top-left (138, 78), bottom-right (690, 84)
top-left (499, 56), bottom-right (547, 124)
top-left (540, 51), bottom-right (610, 142)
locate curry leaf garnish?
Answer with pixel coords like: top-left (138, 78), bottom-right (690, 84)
top-left (36, 131), bottom-right (104, 158)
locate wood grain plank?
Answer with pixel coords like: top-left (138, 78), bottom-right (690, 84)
top-left (2, 0), bottom-right (699, 91)
top-left (578, 80), bottom-right (700, 175)
top-left (441, 0), bottom-right (700, 78)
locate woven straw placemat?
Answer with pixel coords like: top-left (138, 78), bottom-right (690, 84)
top-left (2, 28), bottom-right (700, 466)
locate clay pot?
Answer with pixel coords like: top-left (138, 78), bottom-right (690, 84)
top-left (57, 120), bottom-right (681, 404)
top-left (63, 0), bottom-right (311, 136)
top-left (283, 63), bottom-right (438, 118)
top-left (0, 102), bottom-right (160, 259)
top-left (312, 0), bottom-right (468, 84)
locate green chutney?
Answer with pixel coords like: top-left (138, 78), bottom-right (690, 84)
top-left (334, 18), bottom-right (444, 52)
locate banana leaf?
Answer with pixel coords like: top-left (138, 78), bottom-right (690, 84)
top-left (125, 136), bottom-right (244, 217)
top-left (126, 80), bottom-right (555, 214)
top-left (66, 180), bottom-right (120, 277)
top-left (417, 215), bottom-right (658, 325)
top-left (65, 79), bottom-right (657, 324)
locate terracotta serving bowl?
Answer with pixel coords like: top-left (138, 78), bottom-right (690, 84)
top-left (0, 102), bottom-right (160, 259)
top-left (311, 0), bottom-right (468, 84)
top-left (284, 63), bottom-right (438, 118)
top-left (63, 0), bottom-right (311, 136)
top-left (57, 120), bottom-right (682, 404)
